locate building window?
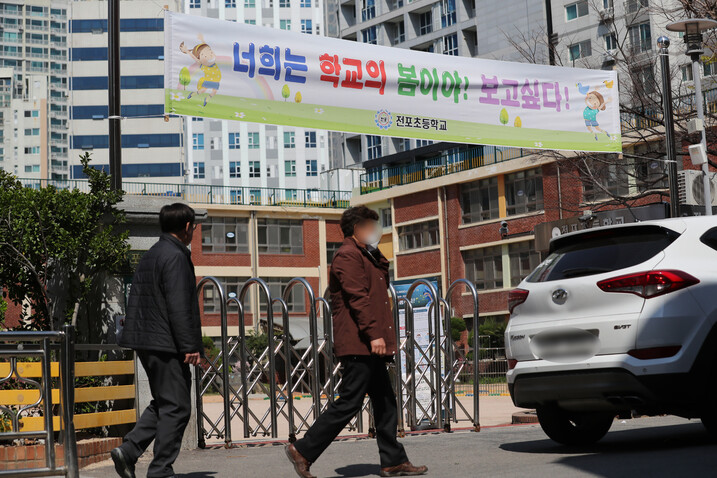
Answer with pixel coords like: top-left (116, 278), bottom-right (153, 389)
top-left (625, 0), bottom-right (648, 13)
top-left (443, 33), bottom-right (458, 56)
top-left (418, 11), bottom-right (432, 35)
top-left (193, 133), bottom-right (204, 150)
top-left (285, 160), bottom-right (296, 177)
top-left (705, 61), bottom-right (716, 77)
top-left (629, 22), bottom-right (651, 54)
top-left (194, 162), bottom-right (205, 179)
top-left (249, 161), bottom-right (261, 178)
top-left (261, 278), bottom-right (305, 312)
top-left (395, 21), bottom-right (405, 43)
top-left (305, 131), bottom-right (316, 147)
top-left (380, 208), bottom-right (392, 228)
top-left (301, 19), bottom-right (312, 34)
top-left (367, 135), bottom-right (382, 160)
top-left (681, 65), bottom-right (694, 81)
top-left (245, 0), bottom-right (256, 7)
top-left (416, 139), bottom-right (433, 147)
top-left (248, 132), bottom-right (259, 149)
top-left (440, 0), bottom-right (456, 27)
top-left (398, 220), bottom-right (439, 251)
top-left (285, 189), bottom-right (298, 200)
top-left (464, 246), bottom-right (503, 290)
top-left (504, 168), bottom-right (544, 216)
top-left (245, 19), bottom-right (256, 24)
top-left (306, 159), bottom-right (318, 176)
top-left (460, 177), bottom-right (499, 223)
top-left (565, 0), bottom-right (588, 21)
top-left (283, 131), bottom-right (295, 148)
top-left (24, 128), bottom-right (40, 136)
top-left (568, 40), bottom-right (592, 61)
top-left (24, 146), bottom-right (40, 155)
top-left (604, 33), bottom-right (617, 51)
top-left (202, 217), bottom-right (250, 253)
top-left (582, 160), bottom-right (630, 202)
top-left (279, 0), bottom-right (290, 6)
top-left (226, 0), bottom-right (236, 6)
top-left (634, 65), bottom-right (656, 95)
top-left (361, 0), bottom-right (376, 21)
top-left (280, 19), bottom-right (291, 30)
top-left (203, 277), bottom-right (250, 313)
top-left (362, 26), bottom-right (377, 44)
top-left (229, 132), bottom-right (240, 149)
top-left (327, 241), bottom-right (342, 263)
top-left (190, 0), bottom-right (201, 8)
top-left (300, 0), bottom-right (311, 6)
top-left (509, 242), bottom-right (540, 286)
top-left (257, 219), bottom-right (303, 254)
top-left (24, 165), bottom-right (41, 173)
top-left (229, 161), bottom-right (241, 178)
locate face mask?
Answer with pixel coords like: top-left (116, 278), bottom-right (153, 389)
top-left (365, 228), bottom-right (381, 249)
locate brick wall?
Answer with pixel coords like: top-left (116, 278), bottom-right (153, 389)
top-left (393, 189), bottom-right (438, 223)
top-left (0, 437), bottom-right (122, 472)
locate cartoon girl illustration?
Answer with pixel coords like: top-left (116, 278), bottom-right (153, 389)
top-left (179, 34), bottom-right (221, 107)
top-left (583, 89), bottom-right (612, 140)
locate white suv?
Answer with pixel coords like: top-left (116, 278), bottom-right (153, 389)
top-left (506, 216), bottom-right (717, 445)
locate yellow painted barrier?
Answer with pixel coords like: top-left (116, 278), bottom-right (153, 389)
top-left (0, 360), bottom-right (134, 378)
top-left (0, 361), bottom-right (137, 431)
top-left (0, 385), bottom-right (136, 405)
top-left (19, 409), bottom-right (137, 432)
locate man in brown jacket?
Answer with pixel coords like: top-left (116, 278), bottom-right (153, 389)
top-left (286, 206), bottom-right (427, 478)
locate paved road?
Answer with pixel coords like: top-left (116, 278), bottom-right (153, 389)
top-left (84, 416), bottom-right (717, 478)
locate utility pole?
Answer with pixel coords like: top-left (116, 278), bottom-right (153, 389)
top-left (657, 36), bottom-right (680, 218)
top-left (108, 0), bottom-right (122, 190)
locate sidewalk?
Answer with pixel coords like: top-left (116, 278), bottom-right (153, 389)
top-left (199, 394), bottom-right (527, 444)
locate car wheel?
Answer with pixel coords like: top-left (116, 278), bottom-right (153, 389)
top-left (536, 406), bottom-right (614, 446)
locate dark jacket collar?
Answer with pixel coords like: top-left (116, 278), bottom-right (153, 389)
top-left (160, 233), bottom-right (192, 258)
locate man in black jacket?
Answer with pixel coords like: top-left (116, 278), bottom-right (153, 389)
top-left (111, 203), bottom-right (202, 478)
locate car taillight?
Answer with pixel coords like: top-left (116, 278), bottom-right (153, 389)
top-left (507, 359), bottom-right (518, 370)
top-left (597, 270), bottom-right (699, 299)
top-left (508, 288), bottom-right (529, 314)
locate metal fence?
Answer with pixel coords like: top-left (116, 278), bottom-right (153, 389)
top-left (0, 325), bottom-right (79, 477)
top-left (194, 276), bottom-right (482, 448)
top-left (359, 146), bottom-right (532, 194)
top-left (16, 178), bottom-right (352, 209)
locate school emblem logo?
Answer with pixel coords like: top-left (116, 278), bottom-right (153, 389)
top-left (374, 109), bottom-right (392, 130)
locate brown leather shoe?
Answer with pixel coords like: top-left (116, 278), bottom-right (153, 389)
top-left (380, 461), bottom-right (428, 477)
top-left (285, 443), bottom-right (316, 478)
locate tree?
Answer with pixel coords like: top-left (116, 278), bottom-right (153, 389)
top-left (282, 84), bottom-right (290, 101)
top-left (0, 153), bottom-right (130, 332)
top-left (504, 1), bottom-right (717, 215)
top-left (179, 67), bottom-right (191, 90)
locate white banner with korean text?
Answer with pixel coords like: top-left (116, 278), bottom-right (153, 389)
top-left (164, 11), bottom-right (621, 153)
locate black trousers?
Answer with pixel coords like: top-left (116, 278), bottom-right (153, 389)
top-left (294, 355), bottom-right (409, 468)
top-left (120, 351), bottom-right (192, 478)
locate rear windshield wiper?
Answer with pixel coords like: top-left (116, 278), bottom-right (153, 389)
top-left (560, 267), bottom-right (612, 278)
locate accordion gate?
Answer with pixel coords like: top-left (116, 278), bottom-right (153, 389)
top-left (195, 276), bottom-right (480, 448)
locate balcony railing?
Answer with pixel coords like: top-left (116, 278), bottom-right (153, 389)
top-left (16, 178), bottom-right (352, 209)
top-left (360, 145), bottom-right (533, 194)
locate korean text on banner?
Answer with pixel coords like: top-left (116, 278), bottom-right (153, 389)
top-left (164, 11), bottom-right (621, 153)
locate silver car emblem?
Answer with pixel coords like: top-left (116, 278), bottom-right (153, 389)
top-left (552, 288), bottom-right (568, 304)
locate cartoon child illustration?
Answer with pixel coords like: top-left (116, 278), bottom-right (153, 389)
top-left (179, 34), bottom-right (221, 107)
top-left (583, 89), bottom-right (612, 140)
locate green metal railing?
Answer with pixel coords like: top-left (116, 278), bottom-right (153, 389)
top-left (17, 178), bottom-right (352, 209)
top-left (359, 145), bottom-right (533, 194)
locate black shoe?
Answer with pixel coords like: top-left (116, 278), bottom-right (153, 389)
top-left (110, 447), bottom-right (136, 478)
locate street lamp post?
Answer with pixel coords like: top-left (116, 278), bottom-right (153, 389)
top-left (657, 36), bottom-right (680, 218)
top-left (667, 18), bottom-right (717, 216)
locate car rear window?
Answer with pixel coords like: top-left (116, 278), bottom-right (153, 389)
top-left (526, 225), bottom-right (680, 283)
top-left (701, 227), bottom-right (717, 252)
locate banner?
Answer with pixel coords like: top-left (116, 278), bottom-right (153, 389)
top-left (164, 11), bottom-right (622, 153)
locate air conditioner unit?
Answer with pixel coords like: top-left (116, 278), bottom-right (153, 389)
top-left (599, 7), bottom-right (614, 21)
top-left (678, 169), bottom-right (717, 206)
top-left (602, 50), bottom-right (617, 63)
